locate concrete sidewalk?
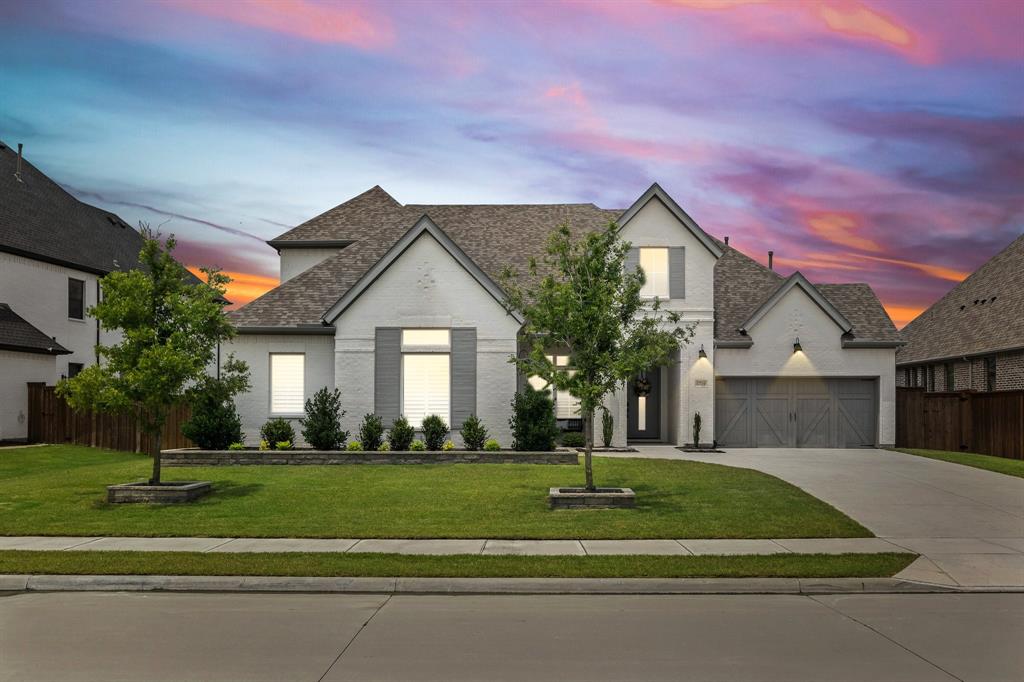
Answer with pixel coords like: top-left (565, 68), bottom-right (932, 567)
top-left (0, 534), bottom-right (913, 556)
top-left (6, 533), bottom-right (1023, 588)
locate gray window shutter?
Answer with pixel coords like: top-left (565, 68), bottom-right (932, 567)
top-left (669, 247), bottom-right (685, 299)
top-left (374, 327), bottom-right (401, 423)
top-left (450, 327), bottom-right (477, 429)
top-left (625, 247), bottom-right (639, 276)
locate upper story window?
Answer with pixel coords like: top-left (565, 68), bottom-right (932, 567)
top-left (68, 278), bottom-right (85, 320)
top-left (402, 329), bottom-right (450, 427)
top-left (270, 353), bottom-right (305, 414)
top-left (639, 248), bottom-right (669, 299)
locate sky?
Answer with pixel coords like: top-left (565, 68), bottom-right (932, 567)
top-left (1, 0), bottom-right (1022, 326)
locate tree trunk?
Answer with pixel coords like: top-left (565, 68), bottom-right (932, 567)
top-left (150, 430), bottom-right (162, 486)
top-left (583, 409), bottom-right (595, 492)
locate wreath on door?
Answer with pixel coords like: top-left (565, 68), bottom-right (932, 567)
top-left (633, 375), bottom-right (652, 397)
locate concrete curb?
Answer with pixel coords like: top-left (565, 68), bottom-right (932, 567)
top-left (1, 574), bottom-right (1003, 595)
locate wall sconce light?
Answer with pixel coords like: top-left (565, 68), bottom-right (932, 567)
top-left (793, 337), bottom-right (802, 353)
top-left (698, 344), bottom-right (707, 359)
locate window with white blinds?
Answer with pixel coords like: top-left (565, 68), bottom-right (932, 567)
top-left (270, 353), bottom-right (305, 414)
top-left (403, 353), bottom-right (450, 427)
top-left (639, 247), bottom-right (669, 298)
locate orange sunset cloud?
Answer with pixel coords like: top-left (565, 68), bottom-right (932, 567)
top-left (187, 267), bottom-right (279, 308)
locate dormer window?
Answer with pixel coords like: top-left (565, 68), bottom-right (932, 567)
top-left (639, 248), bottom-right (669, 298)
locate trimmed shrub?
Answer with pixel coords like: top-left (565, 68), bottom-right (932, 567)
top-left (560, 431), bottom-right (586, 448)
top-left (378, 441), bottom-right (391, 452)
top-left (421, 414), bottom-right (449, 450)
top-left (388, 416), bottom-right (415, 451)
top-left (358, 413), bottom-right (385, 451)
top-left (442, 439), bottom-right (455, 451)
top-left (410, 439), bottom-right (426, 451)
top-left (509, 385), bottom-right (559, 451)
top-left (347, 440), bottom-right (362, 451)
top-left (300, 387), bottom-right (348, 450)
top-left (460, 414), bottom-right (488, 451)
top-left (483, 438), bottom-right (501, 451)
top-left (259, 418), bottom-right (295, 450)
top-left (181, 358), bottom-right (249, 450)
top-left (228, 442), bottom-right (245, 451)
top-left (275, 440), bottom-right (293, 450)
top-left (601, 408), bottom-right (614, 448)
top-left (181, 386), bottom-right (243, 451)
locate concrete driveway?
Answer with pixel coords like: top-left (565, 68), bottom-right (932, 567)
top-left (629, 446), bottom-right (1024, 588)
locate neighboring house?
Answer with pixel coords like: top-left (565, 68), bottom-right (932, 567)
top-left (226, 183), bottom-right (901, 449)
top-left (0, 140), bottom-right (147, 441)
top-left (896, 233), bottom-right (1024, 393)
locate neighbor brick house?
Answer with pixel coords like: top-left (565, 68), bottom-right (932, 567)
top-left (225, 184), bottom-right (901, 449)
top-left (896, 233), bottom-right (1024, 393)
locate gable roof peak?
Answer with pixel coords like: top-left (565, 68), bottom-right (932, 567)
top-left (740, 271), bottom-right (853, 335)
top-left (618, 182), bottom-right (724, 259)
top-left (320, 213), bottom-right (523, 325)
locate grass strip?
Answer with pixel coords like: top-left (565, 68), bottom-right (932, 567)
top-left (0, 550), bottom-right (916, 579)
top-left (892, 448), bottom-right (1024, 478)
top-left (0, 446), bottom-right (871, 539)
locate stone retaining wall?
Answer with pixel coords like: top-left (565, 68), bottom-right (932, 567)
top-left (161, 449), bottom-right (579, 466)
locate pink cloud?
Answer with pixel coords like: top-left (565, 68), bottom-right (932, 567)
top-left (170, 0), bottom-right (394, 50)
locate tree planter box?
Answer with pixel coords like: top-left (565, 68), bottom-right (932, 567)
top-left (107, 480), bottom-right (212, 504)
top-left (548, 487), bottom-right (636, 509)
top-left (161, 449), bottom-right (578, 466)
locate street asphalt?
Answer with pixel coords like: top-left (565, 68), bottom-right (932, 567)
top-left (1, 591), bottom-right (1021, 681)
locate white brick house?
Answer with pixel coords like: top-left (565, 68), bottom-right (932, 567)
top-left (226, 183), bottom-right (902, 448)
top-left (0, 142), bottom-right (148, 442)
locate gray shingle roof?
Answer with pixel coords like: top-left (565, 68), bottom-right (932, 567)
top-left (0, 140), bottom-right (146, 275)
top-left (897, 232), bottom-right (1024, 365)
top-left (233, 186), bottom-right (899, 344)
top-left (0, 303), bottom-right (71, 355)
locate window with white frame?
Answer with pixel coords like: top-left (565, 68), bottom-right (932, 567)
top-left (527, 354), bottom-right (580, 419)
top-left (402, 329), bottom-right (450, 426)
top-left (270, 353), bottom-right (305, 414)
top-left (639, 247), bottom-right (669, 298)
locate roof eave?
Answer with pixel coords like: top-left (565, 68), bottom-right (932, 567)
top-left (235, 325), bottom-right (336, 336)
top-left (0, 342), bottom-right (72, 355)
top-left (714, 339), bottom-right (754, 349)
top-left (842, 339), bottom-right (904, 349)
top-left (266, 239), bottom-right (355, 251)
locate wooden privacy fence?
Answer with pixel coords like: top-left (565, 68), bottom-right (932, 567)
top-left (896, 387), bottom-right (1024, 460)
top-left (26, 383), bottom-right (192, 453)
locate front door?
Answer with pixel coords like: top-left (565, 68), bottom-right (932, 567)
top-left (627, 369), bottom-right (661, 440)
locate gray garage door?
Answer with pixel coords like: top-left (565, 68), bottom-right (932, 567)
top-left (715, 378), bottom-right (877, 448)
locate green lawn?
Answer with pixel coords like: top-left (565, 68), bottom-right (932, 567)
top-left (0, 445), bottom-right (870, 539)
top-left (892, 448), bottom-right (1024, 478)
top-left (0, 550), bottom-right (914, 579)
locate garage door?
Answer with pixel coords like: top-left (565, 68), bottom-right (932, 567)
top-left (715, 378), bottom-right (877, 448)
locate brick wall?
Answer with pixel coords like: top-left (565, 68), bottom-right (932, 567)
top-left (996, 349), bottom-right (1024, 391)
top-left (898, 349), bottom-right (1024, 393)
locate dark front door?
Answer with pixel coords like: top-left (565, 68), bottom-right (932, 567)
top-left (627, 370), bottom-right (661, 440)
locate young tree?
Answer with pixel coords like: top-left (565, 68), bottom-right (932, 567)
top-left (501, 223), bottom-right (693, 491)
top-left (57, 228), bottom-right (236, 485)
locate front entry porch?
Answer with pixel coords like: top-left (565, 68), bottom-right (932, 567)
top-left (627, 365), bottom-right (672, 444)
